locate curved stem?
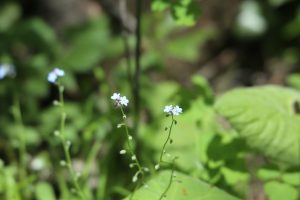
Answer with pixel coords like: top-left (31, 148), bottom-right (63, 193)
top-left (159, 162), bottom-right (175, 200)
top-left (159, 115), bottom-right (174, 163)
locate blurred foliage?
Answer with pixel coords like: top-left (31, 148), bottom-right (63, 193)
top-left (0, 0), bottom-right (300, 200)
top-left (151, 0), bottom-right (201, 26)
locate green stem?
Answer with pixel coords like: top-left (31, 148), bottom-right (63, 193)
top-left (119, 106), bottom-right (144, 179)
top-left (158, 163), bottom-right (175, 200)
top-left (57, 84), bottom-right (86, 200)
top-left (159, 115), bottom-right (174, 163)
top-left (13, 95), bottom-right (27, 182)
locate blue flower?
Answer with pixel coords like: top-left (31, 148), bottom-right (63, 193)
top-left (48, 68), bottom-right (65, 83)
top-left (111, 92), bottom-right (129, 107)
top-left (163, 105), bottom-right (183, 116)
top-left (0, 64), bottom-right (16, 79)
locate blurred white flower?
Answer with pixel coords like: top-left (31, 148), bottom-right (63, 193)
top-left (0, 64), bottom-right (16, 79)
top-left (172, 105), bottom-right (182, 116)
top-left (163, 105), bottom-right (173, 113)
top-left (111, 92), bottom-right (129, 107)
top-left (48, 68), bottom-right (65, 83)
top-left (163, 105), bottom-right (183, 116)
top-left (30, 157), bottom-right (45, 171)
top-left (120, 96), bottom-right (129, 106)
top-left (111, 93), bottom-right (121, 100)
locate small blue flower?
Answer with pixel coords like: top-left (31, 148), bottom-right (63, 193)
top-left (111, 93), bottom-right (121, 101)
top-left (163, 105), bottom-right (183, 116)
top-left (111, 92), bottom-right (129, 107)
top-left (0, 64), bottom-right (16, 79)
top-left (172, 105), bottom-right (182, 116)
top-left (163, 105), bottom-right (173, 113)
top-left (48, 68), bottom-right (65, 83)
top-left (120, 96), bottom-right (129, 106)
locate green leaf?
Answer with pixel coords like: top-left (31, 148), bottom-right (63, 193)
top-left (171, 0), bottom-right (200, 26)
top-left (151, 0), bottom-right (170, 12)
top-left (215, 85), bottom-right (300, 167)
top-left (264, 181), bottom-right (297, 200)
top-left (35, 182), bottom-right (56, 200)
top-left (125, 171), bottom-right (240, 200)
top-left (56, 19), bottom-right (110, 72)
top-left (287, 73), bottom-right (300, 91)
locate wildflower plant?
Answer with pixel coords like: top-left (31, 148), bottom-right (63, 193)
top-left (48, 68), bottom-right (86, 200)
top-left (157, 104), bottom-right (182, 199)
top-left (111, 92), bottom-right (147, 194)
top-left (158, 105), bottom-right (182, 165)
top-left (111, 95), bottom-right (183, 199)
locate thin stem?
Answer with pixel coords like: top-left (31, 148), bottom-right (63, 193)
top-left (159, 115), bottom-right (174, 163)
top-left (159, 163), bottom-right (175, 200)
top-left (298, 137), bottom-right (300, 196)
top-left (57, 84), bottom-right (86, 200)
top-left (13, 94), bottom-right (27, 190)
top-left (119, 106), bottom-right (144, 179)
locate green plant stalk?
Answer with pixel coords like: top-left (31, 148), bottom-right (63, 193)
top-left (159, 164), bottom-right (175, 200)
top-left (119, 106), bottom-right (145, 200)
top-left (82, 142), bottom-right (102, 179)
top-left (157, 115), bottom-right (178, 200)
top-left (298, 138), bottom-right (300, 196)
top-left (57, 84), bottom-right (86, 200)
top-left (12, 95), bottom-right (27, 184)
top-left (119, 106), bottom-right (144, 180)
top-left (159, 115), bottom-right (174, 163)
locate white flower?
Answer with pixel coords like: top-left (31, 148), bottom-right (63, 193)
top-left (48, 68), bottom-right (65, 83)
top-left (120, 96), bottom-right (129, 106)
top-left (111, 93), bottom-right (121, 100)
top-left (172, 105), bottom-right (182, 116)
top-left (54, 68), bottom-right (64, 76)
top-left (163, 105), bottom-right (183, 116)
top-left (0, 64), bottom-right (16, 79)
top-left (164, 105), bottom-right (173, 113)
top-left (111, 92), bottom-right (129, 107)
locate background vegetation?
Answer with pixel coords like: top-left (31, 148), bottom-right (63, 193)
top-left (1, 0), bottom-right (300, 199)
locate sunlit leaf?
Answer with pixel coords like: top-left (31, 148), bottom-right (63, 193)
top-left (125, 171), bottom-right (240, 200)
top-left (215, 85), bottom-right (300, 167)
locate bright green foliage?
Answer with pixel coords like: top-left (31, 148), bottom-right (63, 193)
top-left (215, 85), bottom-right (300, 167)
top-left (35, 182), bottom-right (56, 200)
top-left (264, 181), bottom-right (298, 200)
top-left (288, 73), bottom-right (300, 91)
top-left (125, 171), bottom-right (240, 200)
top-left (151, 0), bottom-right (201, 26)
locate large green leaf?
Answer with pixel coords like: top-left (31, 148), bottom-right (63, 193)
top-left (125, 171), bottom-right (240, 200)
top-left (215, 85), bottom-right (300, 167)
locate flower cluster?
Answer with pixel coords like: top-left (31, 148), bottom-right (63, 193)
top-left (0, 64), bottom-right (16, 79)
top-left (111, 93), bottom-right (129, 106)
top-left (48, 68), bottom-right (65, 83)
top-left (163, 105), bottom-right (183, 116)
